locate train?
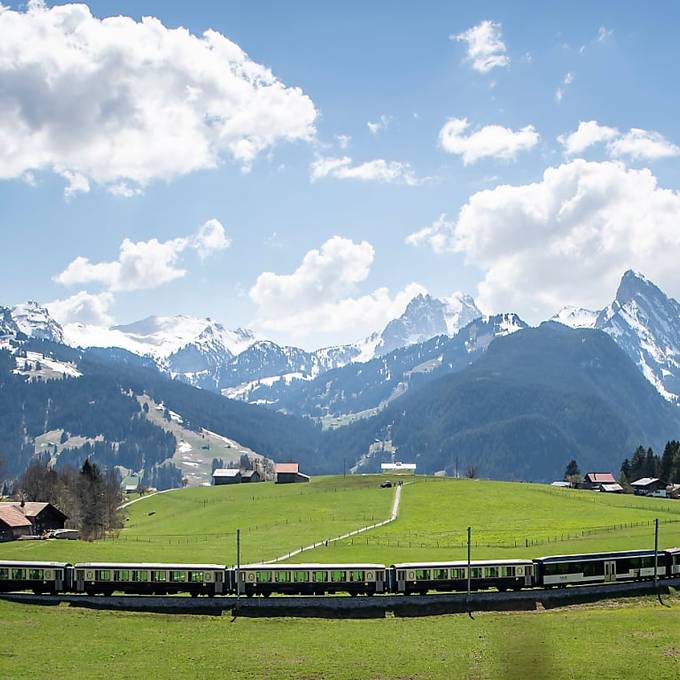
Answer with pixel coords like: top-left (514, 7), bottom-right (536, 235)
top-left (2, 547), bottom-right (680, 597)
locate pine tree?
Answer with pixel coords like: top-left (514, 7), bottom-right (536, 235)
top-left (564, 459), bottom-right (580, 481)
top-left (660, 441), bottom-right (677, 482)
top-left (629, 446), bottom-right (647, 481)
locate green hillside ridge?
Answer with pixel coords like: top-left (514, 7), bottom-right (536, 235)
top-left (3, 475), bottom-right (680, 566)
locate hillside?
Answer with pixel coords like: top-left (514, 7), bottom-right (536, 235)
top-left (322, 323), bottom-right (680, 480)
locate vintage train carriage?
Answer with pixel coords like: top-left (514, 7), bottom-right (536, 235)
top-left (666, 548), bottom-right (680, 575)
top-left (235, 563), bottom-right (387, 596)
top-left (0, 560), bottom-right (71, 594)
top-left (73, 562), bottom-right (227, 596)
top-left (390, 560), bottom-right (534, 594)
top-left (533, 549), bottom-right (668, 588)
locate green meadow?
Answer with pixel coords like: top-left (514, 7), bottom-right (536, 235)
top-left (1, 596), bottom-right (679, 679)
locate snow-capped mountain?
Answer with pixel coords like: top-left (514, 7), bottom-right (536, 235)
top-left (551, 305), bottom-right (598, 329)
top-left (10, 301), bottom-right (64, 343)
top-left (0, 306), bottom-right (20, 339)
top-left (375, 292), bottom-right (481, 356)
top-left (594, 270), bottom-right (680, 402)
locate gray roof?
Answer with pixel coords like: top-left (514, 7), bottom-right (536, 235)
top-left (213, 468), bottom-right (241, 477)
top-left (0, 560), bottom-right (70, 568)
top-left (391, 560), bottom-right (533, 568)
top-left (239, 563), bottom-right (386, 570)
top-left (75, 562), bottom-right (226, 569)
top-left (631, 477), bottom-right (661, 486)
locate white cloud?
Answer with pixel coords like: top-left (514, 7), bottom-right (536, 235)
top-left (438, 118), bottom-right (539, 164)
top-left (55, 219), bottom-right (229, 291)
top-left (194, 218), bottom-right (231, 259)
top-left (47, 290), bottom-right (114, 326)
top-left (335, 134), bottom-right (351, 149)
top-left (555, 72), bottom-right (574, 102)
top-left (250, 236), bottom-right (426, 339)
top-left (558, 121), bottom-right (619, 155)
top-left (558, 121), bottom-right (679, 160)
top-left (405, 214), bottom-right (455, 254)
top-left (597, 26), bottom-right (614, 42)
top-left (609, 128), bottom-right (680, 160)
top-left (0, 2), bottom-right (317, 196)
top-left (406, 160), bottom-right (680, 322)
top-left (452, 21), bottom-right (509, 73)
top-left (367, 115), bottom-right (392, 136)
top-left (310, 156), bottom-right (422, 185)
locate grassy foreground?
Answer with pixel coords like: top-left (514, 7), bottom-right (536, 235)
top-left (1, 596), bottom-right (679, 679)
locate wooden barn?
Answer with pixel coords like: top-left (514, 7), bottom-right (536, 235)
top-left (212, 469), bottom-right (242, 485)
top-left (0, 505), bottom-right (33, 540)
top-left (241, 470), bottom-right (262, 483)
top-left (275, 463), bottom-right (310, 484)
top-left (0, 502), bottom-right (67, 534)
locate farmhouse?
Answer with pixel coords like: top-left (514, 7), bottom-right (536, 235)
top-left (599, 483), bottom-right (624, 493)
top-left (0, 505), bottom-right (33, 540)
top-left (212, 469), bottom-right (242, 485)
top-left (631, 478), bottom-right (668, 497)
top-left (580, 472), bottom-right (616, 490)
top-left (0, 502), bottom-right (67, 534)
top-left (275, 463), bottom-right (310, 484)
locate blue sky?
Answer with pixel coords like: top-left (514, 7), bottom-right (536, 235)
top-left (2, 1), bottom-right (680, 348)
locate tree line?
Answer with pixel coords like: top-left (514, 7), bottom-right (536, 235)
top-left (16, 459), bottom-right (123, 540)
top-left (620, 441), bottom-right (680, 484)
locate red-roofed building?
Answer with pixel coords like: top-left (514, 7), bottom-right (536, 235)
top-left (275, 463), bottom-right (310, 484)
top-left (0, 505), bottom-right (33, 540)
top-left (581, 472), bottom-right (617, 490)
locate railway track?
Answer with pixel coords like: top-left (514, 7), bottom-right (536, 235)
top-left (2, 577), bottom-right (679, 618)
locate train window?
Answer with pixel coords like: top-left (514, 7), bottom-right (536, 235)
top-left (96, 570), bottom-right (111, 581)
top-left (256, 571), bottom-right (272, 583)
top-left (11, 568), bottom-right (25, 580)
top-left (641, 557), bottom-right (657, 569)
top-left (433, 569), bottom-right (448, 580)
top-left (498, 566), bottom-right (512, 577)
top-left (170, 571), bottom-right (187, 583)
top-left (451, 568), bottom-right (465, 579)
top-left (545, 562), bottom-right (571, 575)
top-left (28, 569), bottom-right (44, 580)
top-left (190, 572), bottom-right (204, 583)
top-left (293, 571), bottom-right (308, 583)
top-left (114, 570), bottom-right (130, 582)
top-left (483, 567), bottom-right (498, 578)
top-left (470, 568), bottom-right (482, 579)
top-left (152, 571), bottom-right (167, 582)
top-left (581, 561), bottom-right (604, 577)
top-left (330, 570), bottom-right (346, 582)
top-left (397, 571), bottom-right (406, 581)
top-left (275, 571), bottom-right (291, 583)
top-left (349, 570), bottom-right (364, 582)
top-left (132, 570), bottom-right (149, 582)
top-left (76, 570), bottom-right (85, 581)
top-left (415, 569), bottom-right (430, 580)
top-left (0, 569), bottom-right (9, 580)
top-left (313, 571), bottom-right (327, 583)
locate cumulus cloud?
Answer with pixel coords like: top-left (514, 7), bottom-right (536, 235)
top-left (406, 160), bottom-right (680, 321)
top-left (55, 219), bottom-right (229, 291)
top-left (47, 290), bottom-right (115, 326)
top-left (310, 156), bottom-right (422, 185)
top-left (438, 118), bottom-right (539, 164)
top-left (0, 2), bottom-right (317, 196)
top-left (558, 121), bottom-right (679, 160)
top-left (367, 115), bottom-right (392, 136)
top-left (250, 236), bottom-right (426, 340)
top-left (452, 20), bottom-right (509, 73)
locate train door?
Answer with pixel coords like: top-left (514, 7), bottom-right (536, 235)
top-left (604, 561), bottom-right (616, 582)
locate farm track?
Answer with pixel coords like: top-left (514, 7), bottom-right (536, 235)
top-left (2, 577), bottom-right (678, 618)
top-left (262, 483), bottom-right (404, 564)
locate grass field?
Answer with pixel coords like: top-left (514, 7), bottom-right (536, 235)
top-left (1, 596), bottom-right (679, 679)
top-left (0, 476), bottom-right (392, 564)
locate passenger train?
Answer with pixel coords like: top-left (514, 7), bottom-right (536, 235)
top-left (1, 547), bottom-right (679, 597)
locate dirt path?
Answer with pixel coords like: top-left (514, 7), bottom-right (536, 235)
top-left (117, 488), bottom-right (178, 510)
top-left (263, 482), bottom-right (404, 564)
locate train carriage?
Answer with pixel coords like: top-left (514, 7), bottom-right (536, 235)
top-left (666, 548), bottom-right (680, 576)
top-left (0, 560), bottom-right (71, 594)
top-left (235, 563), bottom-right (387, 596)
top-left (533, 549), bottom-right (668, 588)
top-left (73, 562), bottom-right (226, 596)
top-left (390, 560), bottom-right (534, 594)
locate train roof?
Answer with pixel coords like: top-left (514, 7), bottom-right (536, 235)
top-left (535, 549), bottom-right (658, 563)
top-left (0, 560), bottom-right (70, 568)
top-left (391, 560), bottom-right (534, 568)
top-left (239, 563), bottom-right (386, 569)
top-left (74, 562), bottom-right (226, 569)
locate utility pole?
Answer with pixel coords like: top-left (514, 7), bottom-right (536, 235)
top-left (467, 526), bottom-right (473, 619)
top-left (236, 528), bottom-right (241, 601)
top-left (343, 457), bottom-right (346, 478)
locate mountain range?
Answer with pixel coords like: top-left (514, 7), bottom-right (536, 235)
top-left (3, 270), bottom-right (680, 483)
